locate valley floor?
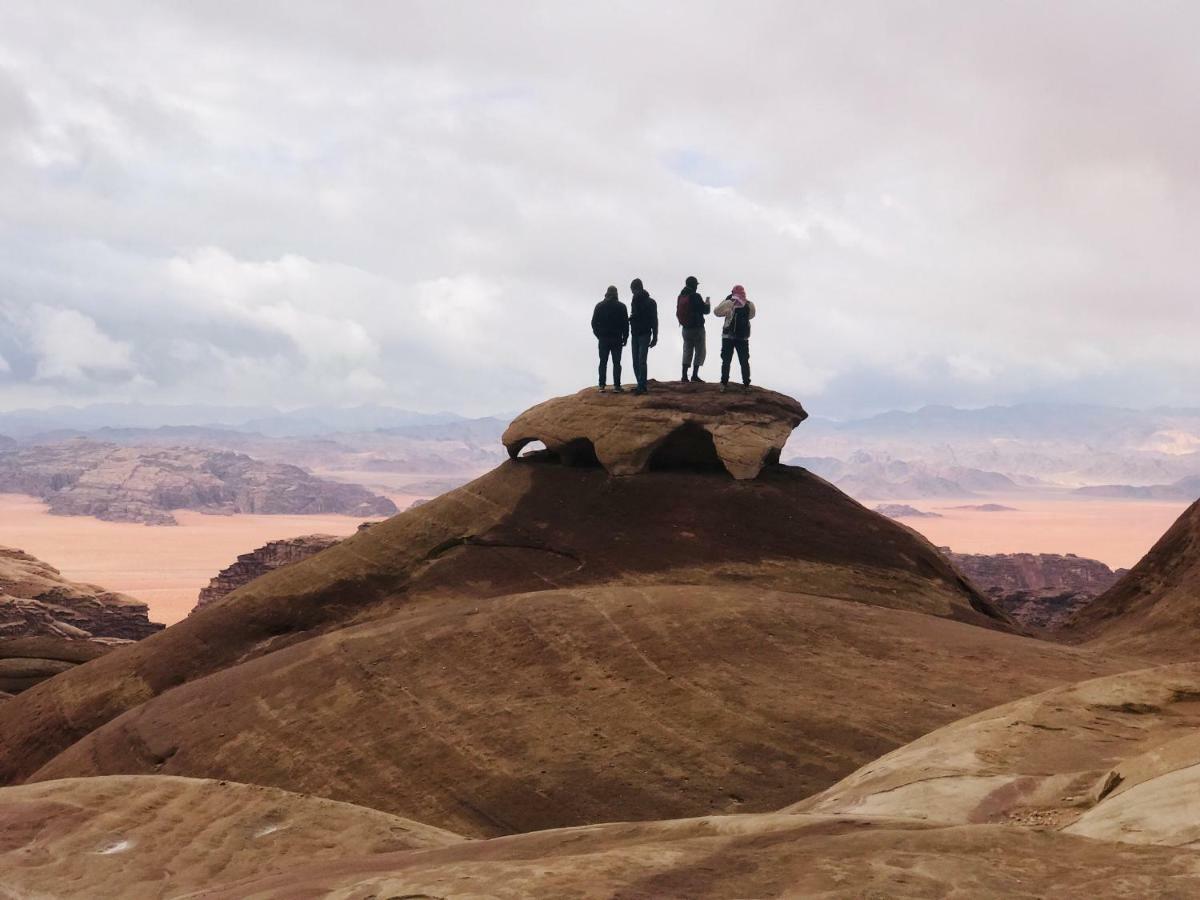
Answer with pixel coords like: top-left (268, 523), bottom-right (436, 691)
top-left (880, 493), bottom-right (1191, 569)
top-left (0, 488), bottom-right (1191, 626)
top-left (0, 494), bottom-right (382, 625)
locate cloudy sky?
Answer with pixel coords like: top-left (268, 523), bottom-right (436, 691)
top-left (0, 1), bottom-right (1196, 418)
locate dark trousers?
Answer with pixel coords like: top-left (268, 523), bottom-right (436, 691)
top-left (598, 337), bottom-right (623, 387)
top-left (720, 338), bottom-right (750, 385)
top-left (631, 333), bottom-right (652, 389)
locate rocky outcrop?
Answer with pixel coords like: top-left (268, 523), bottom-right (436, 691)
top-left (0, 637), bottom-right (114, 694)
top-left (875, 503), bottom-right (942, 519)
top-left (503, 383), bottom-right (807, 480)
top-left (0, 546), bottom-right (163, 642)
top-left (0, 440), bottom-right (398, 525)
top-left (195, 535), bottom-right (343, 611)
top-left (945, 550), bottom-right (1122, 630)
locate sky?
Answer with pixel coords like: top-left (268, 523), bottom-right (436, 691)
top-left (0, 1), bottom-right (1197, 418)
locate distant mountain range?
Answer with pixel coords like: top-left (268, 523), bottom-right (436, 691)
top-left (0, 403), bottom-right (507, 441)
top-left (1074, 475), bottom-right (1200, 501)
top-left (787, 403), bottom-right (1200, 500)
top-left (3, 401), bottom-right (1199, 504)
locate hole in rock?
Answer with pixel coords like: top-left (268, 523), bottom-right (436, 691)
top-left (648, 423), bottom-right (725, 472)
top-left (558, 437), bottom-right (601, 468)
top-left (514, 437), bottom-right (601, 468)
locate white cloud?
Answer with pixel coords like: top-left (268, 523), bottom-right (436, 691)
top-left (30, 306), bottom-right (136, 382)
top-left (0, 2), bottom-right (1195, 415)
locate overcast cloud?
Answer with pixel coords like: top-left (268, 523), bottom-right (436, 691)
top-left (0, 0), bottom-right (1196, 417)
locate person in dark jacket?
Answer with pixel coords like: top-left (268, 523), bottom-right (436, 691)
top-left (591, 285), bottom-right (629, 393)
top-left (678, 275), bottom-right (710, 382)
top-left (714, 284), bottom-right (756, 391)
top-left (628, 277), bottom-right (658, 394)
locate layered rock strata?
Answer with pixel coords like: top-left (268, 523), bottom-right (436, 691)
top-left (946, 550), bottom-right (1122, 630)
top-left (0, 440), bottom-right (398, 524)
top-left (0, 546), bottom-right (163, 642)
top-left (195, 534), bottom-right (343, 611)
top-left (503, 382), bottom-right (807, 480)
top-left (0, 637), bottom-right (113, 694)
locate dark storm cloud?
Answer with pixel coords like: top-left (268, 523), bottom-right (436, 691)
top-left (0, 1), bottom-right (1196, 415)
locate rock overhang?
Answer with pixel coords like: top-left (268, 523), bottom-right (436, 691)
top-left (503, 382), bottom-right (808, 480)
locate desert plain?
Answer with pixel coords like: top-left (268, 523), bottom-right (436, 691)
top-left (0, 488), bottom-right (1185, 626)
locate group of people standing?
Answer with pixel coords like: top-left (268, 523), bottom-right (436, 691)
top-left (590, 276), bottom-right (756, 394)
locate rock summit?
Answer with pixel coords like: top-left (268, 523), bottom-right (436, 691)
top-left (503, 382), bottom-right (808, 480)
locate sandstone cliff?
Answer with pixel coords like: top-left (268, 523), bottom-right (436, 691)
top-left (0, 546), bottom-right (163, 642)
top-left (945, 549), bottom-right (1122, 630)
top-left (195, 534), bottom-right (343, 611)
top-left (0, 440), bottom-right (398, 525)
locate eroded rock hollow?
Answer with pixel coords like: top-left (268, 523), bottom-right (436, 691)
top-left (503, 382), bottom-right (808, 480)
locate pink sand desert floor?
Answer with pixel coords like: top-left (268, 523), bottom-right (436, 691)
top-left (0, 491), bottom-right (1191, 626)
top-left (0, 494), bottom-right (395, 625)
top-left (889, 495), bottom-right (1192, 570)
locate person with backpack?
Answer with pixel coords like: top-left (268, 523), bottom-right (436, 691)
top-left (714, 284), bottom-right (756, 392)
top-left (676, 275), bottom-right (710, 382)
top-left (628, 278), bottom-right (658, 395)
top-left (591, 285), bottom-right (629, 393)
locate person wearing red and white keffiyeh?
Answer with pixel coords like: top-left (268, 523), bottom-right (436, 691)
top-left (713, 284), bottom-right (756, 392)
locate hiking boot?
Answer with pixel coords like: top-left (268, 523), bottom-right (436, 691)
top-left (613, 385), bottom-right (625, 393)
top-left (680, 369), bottom-right (689, 382)
top-left (720, 382), bottom-right (729, 393)
top-left (634, 386), bottom-right (647, 395)
top-left (598, 385), bottom-right (607, 393)
top-left (690, 373), bottom-right (704, 383)
top-left (742, 382), bottom-right (751, 391)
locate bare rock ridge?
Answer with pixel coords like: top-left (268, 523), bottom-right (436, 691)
top-left (0, 440), bottom-right (398, 525)
top-left (0, 546), bottom-right (163, 642)
top-left (504, 382), bottom-right (807, 480)
top-left (194, 534), bottom-right (343, 611)
top-left (945, 550), bottom-right (1123, 630)
top-left (1066, 498), bottom-right (1200, 656)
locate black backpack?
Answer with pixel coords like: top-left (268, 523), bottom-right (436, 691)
top-left (730, 304), bottom-right (751, 339)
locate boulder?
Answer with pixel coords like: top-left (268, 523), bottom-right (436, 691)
top-left (503, 382), bottom-right (807, 480)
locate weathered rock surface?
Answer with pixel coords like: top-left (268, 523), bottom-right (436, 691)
top-left (1, 459), bottom-right (1014, 821)
top-left (946, 550), bottom-right (1122, 630)
top-left (195, 534), bottom-right (343, 611)
top-left (0, 775), bottom-right (461, 900)
top-left (790, 661), bottom-right (1200, 848)
top-left (0, 546), bottom-right (163, 642)
top-left (0, 440), bottom-right (398, 525)
top-left (503, 382), bottom-right (807, 479)
top-left (0, 636), bottom-right (113, 694)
